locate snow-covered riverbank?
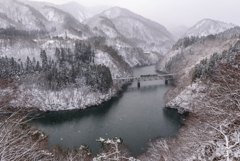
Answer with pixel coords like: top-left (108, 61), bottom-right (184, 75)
top-left (10, 85), bottom-right (119, 111)
top-left (139, 41), bottom-right (240, 161)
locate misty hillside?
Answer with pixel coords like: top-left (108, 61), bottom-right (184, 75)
top-left (23, 0), bottom-right (92, 38)
top-left (184, 18), bottom-right (236, 37)
top-left (0, 0), bottom-right (48, 31)
top-left (0, 0), bottom-right (240, 161)
top-left (0, 0), bottom-right (138, 111)
top-left (86, 12), bottom-right (159, 66)
top-left (169, 25), bottom-right (189, 41)
top-left (87, 7), bottom-right (174, 55)
top-left (58, 1), bottom-right (108, 22)
top-left (157, 26), bottom-right (240, 99)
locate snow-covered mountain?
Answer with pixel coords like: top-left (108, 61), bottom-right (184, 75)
top-left (24, 1), bottom-right (91, 39)
top-left (0, 0), bottom-right (176, 111)
top-left (0, 0), bottom-right (48, 31)
top-left (86, 7), bottom-right (174, 55)
top-left (184, 18), bottom-right (236, 37)
top-left (58, 1), bottom-right (108, 22)
top-left (157, 27), bottom-right (240, 91)
top-left (0, 0), bottom-right (92, 39)
top-left (86, 15), bottom-right (157, 67)
top-left (33, 4), bottom-right (91, 38)
top-left (0, 0), bottom-right (174, 67)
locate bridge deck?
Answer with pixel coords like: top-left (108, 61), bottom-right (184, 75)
top-left (113, 74), bottom-right (175, 82)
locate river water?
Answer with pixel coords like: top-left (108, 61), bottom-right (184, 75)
top-left (33, 65), bottom-right (183, 155)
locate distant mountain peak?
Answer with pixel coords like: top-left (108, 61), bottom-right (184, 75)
top-left (100, 6), bottom-right (134, 19)
top-left (86, 6), bottom-right (174, 56)
top-left (57, 2), bottom-right (108, 22)
top-left (185, 18), bottom-right (236, 37)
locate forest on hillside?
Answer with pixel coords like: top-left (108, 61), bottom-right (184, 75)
top-left (0, 41), bottom-right (113, 93)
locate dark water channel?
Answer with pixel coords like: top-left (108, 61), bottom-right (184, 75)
top-left (32, 65), bottom-right (183, 155)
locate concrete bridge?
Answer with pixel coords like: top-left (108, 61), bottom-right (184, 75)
top-left (113, 74), bottom-right (175, 88)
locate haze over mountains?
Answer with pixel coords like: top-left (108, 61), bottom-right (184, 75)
top-left (58, 2), bottom-right (109, 22)
top-left (184, 18), bottom-right (236, 37)
top-left (0, 0), bottom-right (176, 66)
top-left (0, 0), bottom-right (238, 42)
top-left (0, 0), bottom-right (240, 160)
top-left (0, 0), bottom-right (238, 67)
top-left (0, 0), bottom-right (239, 110)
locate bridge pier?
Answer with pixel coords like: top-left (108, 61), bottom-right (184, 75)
top-left (113, 74), bottom-right (175, 87)
top-left (137, 81), bottom-right (141, 88)
top-left (165, 79), bottom-right (169, 85)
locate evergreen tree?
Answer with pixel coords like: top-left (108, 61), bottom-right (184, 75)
top-left (26, 56), bottom-right (33, 73)
top-left (35, 61), bottom-right (41, 72)
top-left (40, 50), bottom-right (48, 71)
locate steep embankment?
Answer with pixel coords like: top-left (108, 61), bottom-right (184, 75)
top-left (141, 28), bottom-right (240, 161)
top-left (157, 27), bottom-right (240, 101)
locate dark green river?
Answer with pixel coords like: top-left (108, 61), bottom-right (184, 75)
top-left (33, 65), bottom-right (183, 155)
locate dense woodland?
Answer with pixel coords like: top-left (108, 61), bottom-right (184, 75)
top-left (193, 41), bottom-right (240, 81)
top-left (0, 41), bottom-right (113, 93)
top-left (0, 27), bottom-right (48, 39)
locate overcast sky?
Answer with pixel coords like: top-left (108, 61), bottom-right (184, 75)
top-left (31, 0), bottom-right (240, 29)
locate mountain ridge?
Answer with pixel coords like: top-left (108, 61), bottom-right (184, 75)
top-left (184, 18), bottom-right (236, 37)
top-left (86, 6), bottom-right (174, 56)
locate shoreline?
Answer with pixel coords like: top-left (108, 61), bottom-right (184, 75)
top-left (29, 76), bottom-right (181, 158)
top-left (1, 64), bottom-right (185, 160)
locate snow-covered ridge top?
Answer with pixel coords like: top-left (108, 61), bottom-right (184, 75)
top-left (0, 0), bottom-right (48, 31)
top-left (102, 7), bottom-right (126, 19)
top-left (86, 6), bottom-right (174, 55)
top-left (58, 1), bottom-right (108, 22)
top-left (185, 18), bottom-right (236, 37)
top-left (99, 6), bottom-right (172, 37)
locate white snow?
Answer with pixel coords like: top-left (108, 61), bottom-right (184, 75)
top-left (167, 81), bottom-right (206, 113)
top-left (0, 0), bottom-right (47, 31)
top-left (95, 50), bottom-right (121, 77)
top-left (86, 6), bottom-right (174, 67)
top-left (10, 84), bottom-right (117, 111)
top-left (58, 2), bottom-right (108, 22)
top-left (185, 19), bottom-right (236, 38)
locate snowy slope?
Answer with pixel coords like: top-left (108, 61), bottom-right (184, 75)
top-left (0, 0), bottom-right (91, 39)
top-left (58, 1), bottom-right (108, 22)
top-left (86, 7), bottom-right (174, 55)
top-left (87, 16), bottom-right (159, 67)
top-left (37, 5), bottom-right (91, 38)
top-left (21, 0), bottom-right (92, 38)
top-left (0, 37), bottom-right (133, 111)
top-left (0, 1), bottom-right (170, 66)
top-left (85, 7), bottom-right (172, 66)
top-left (0, 1), bottom-right (135, 111)
top-left (0, 0), bottom-right (48, 31)
top-left (185, 18), bottom-right (236, 37)
top-left (157, 27), bottom-right (240, 95)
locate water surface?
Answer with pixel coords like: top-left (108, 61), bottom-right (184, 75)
top-left (33, 65), bottom-right (182, 155)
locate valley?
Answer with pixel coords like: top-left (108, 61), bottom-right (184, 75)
top-left (0, 0), bottom-right (239, 161)
top-left (32, 65), bottom-right (183, 156)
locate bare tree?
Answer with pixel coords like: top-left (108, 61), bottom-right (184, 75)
top-left (93, 138), bottom-right (139, 161)
top-left (0, 110), bottom-right (54, 161)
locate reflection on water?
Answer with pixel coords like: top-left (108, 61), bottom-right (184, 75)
top-left (32, 66), bottom-right (183, 155)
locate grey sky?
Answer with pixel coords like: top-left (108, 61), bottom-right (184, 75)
top-left (30, 0), bottom-right (240, 28)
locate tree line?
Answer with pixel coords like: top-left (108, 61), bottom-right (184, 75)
top-left (0, 41), bottom-right (113, 93)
